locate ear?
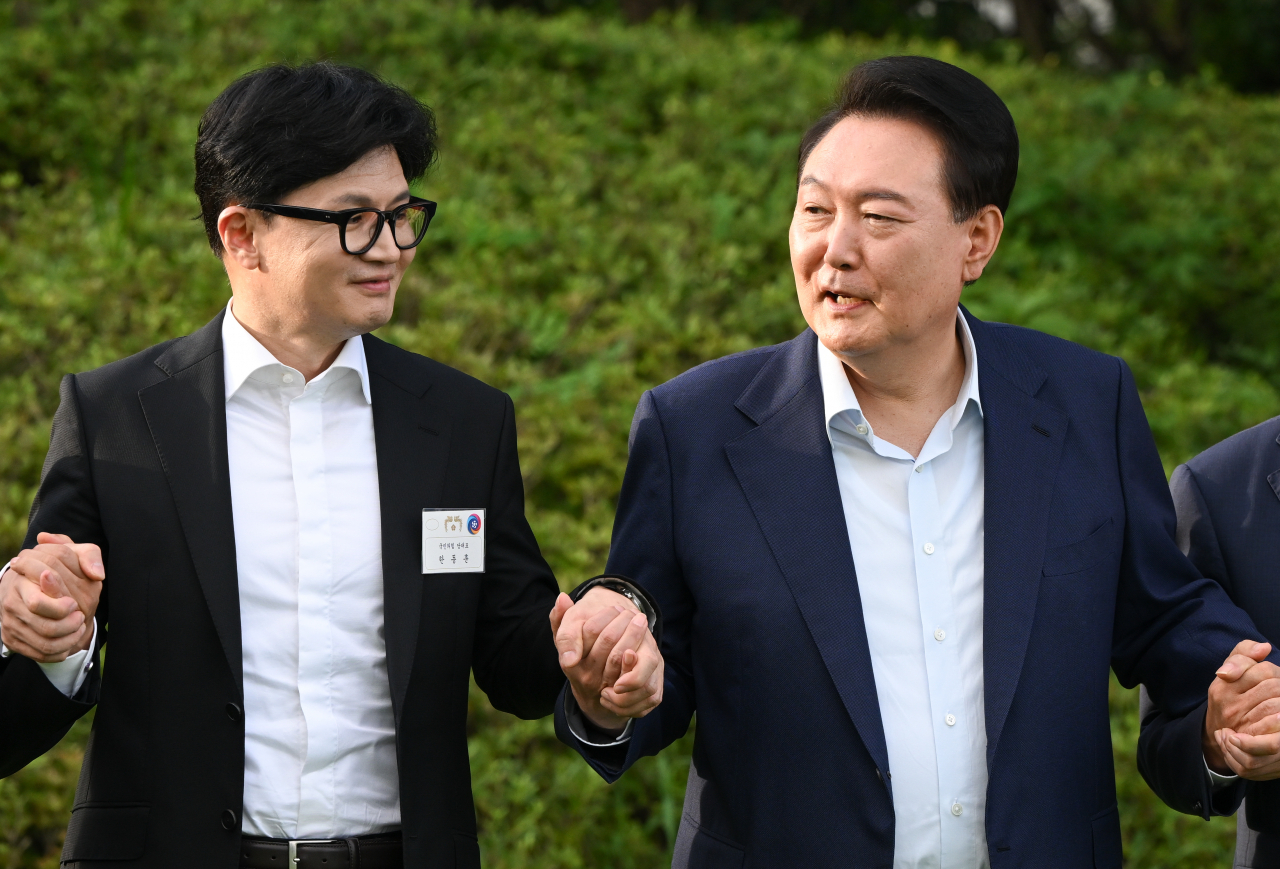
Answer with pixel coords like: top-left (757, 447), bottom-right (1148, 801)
top-left (960, 204), bottom-right (1004, 284)
top-left (217, 206), bottom-right (264, 271)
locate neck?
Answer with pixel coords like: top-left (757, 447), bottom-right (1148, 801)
top-left (836, 312), bottom-right (967, 458)
top-left (229, 298), bottom-right (347, 382)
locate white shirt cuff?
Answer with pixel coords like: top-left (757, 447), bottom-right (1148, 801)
top-left (0, 564), bottom-right (98, 698)
top-left (563, 691), bottom-right (634, 747)
top-left (1205, 753), bottom-right (1240, 792)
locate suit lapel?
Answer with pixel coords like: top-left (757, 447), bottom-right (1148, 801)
top-left (725, 331), bottom-right (890, 775)
top-left (138, 312), bottom-right (243, 689)
top-left (966, 312), bottom-right (1068, 764)
top-left (364, 335), bottom-right (451, 722)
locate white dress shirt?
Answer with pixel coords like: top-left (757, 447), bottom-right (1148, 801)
top-left (0, 303), bottom-right (402, 837)
top-left (221, 303), bottom-right (399, 838)
top-left (819, 310), bottom-right (989, 869)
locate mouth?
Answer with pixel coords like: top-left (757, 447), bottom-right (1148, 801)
top-left (353, 274), bottom-right (395, 293)
top-left (823, 290), bottom-right (868, 311)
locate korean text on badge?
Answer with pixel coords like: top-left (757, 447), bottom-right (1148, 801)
top-left (422, 509), bottom-right (486, 574)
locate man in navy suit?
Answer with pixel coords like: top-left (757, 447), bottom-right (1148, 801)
top-left (1138, 416), bottom-right (1280, 868)
top-left (553, 55), bottom-right (1280, 867)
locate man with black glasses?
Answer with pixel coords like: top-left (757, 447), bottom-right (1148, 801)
top-left (0, 62), bottom-right (662, 869)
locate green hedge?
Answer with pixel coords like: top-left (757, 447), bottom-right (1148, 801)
top-left (2, 1), bottom-right (1277, 865)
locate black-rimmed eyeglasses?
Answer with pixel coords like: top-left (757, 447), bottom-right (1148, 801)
top-left (241, 196), bottom-right (438, 255)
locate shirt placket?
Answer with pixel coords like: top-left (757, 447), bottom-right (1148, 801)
top-left (289, 376), bottom-right (338, 833)
top-left (910, 456), bottom-right (976, 866)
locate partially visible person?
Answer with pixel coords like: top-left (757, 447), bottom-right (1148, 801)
top-left (0, 61), bottom-right (662, 869)
top-left (1139, 414), bottom-right (1280, 869)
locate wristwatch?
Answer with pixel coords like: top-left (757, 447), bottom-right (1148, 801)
top-left (568, 574), bottom-right (662, 646)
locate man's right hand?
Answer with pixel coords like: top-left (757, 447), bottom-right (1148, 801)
top-left (0, 533), bottom-right (105, 662)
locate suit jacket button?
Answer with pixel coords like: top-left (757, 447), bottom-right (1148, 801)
top-left (226, 702), bottom-right (243, 721)
top-left (1193, 801), bottom-right (1203, 814)
top-left (221, 809), bottom-right (238, 830)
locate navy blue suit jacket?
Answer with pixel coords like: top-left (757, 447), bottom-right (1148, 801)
top-left (556, 312), bottom-right (1261, 868)
top-left (1138, 416), bottom-right (1280, 834)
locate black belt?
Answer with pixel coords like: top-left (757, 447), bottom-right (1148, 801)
top-left (240, 832), bottom-right (402, 869)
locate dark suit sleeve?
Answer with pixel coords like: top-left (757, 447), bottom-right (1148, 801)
top-left (1108, 358), bottom-right (1260, 703)
top-left (1136, 464), bottom-right (1246, 817)
top-left (0, 375), bottom-right (104, 777)
top-left (469, 393), bottom-right (565, 719)
top-left (555, 389), bottom-right (696, 780)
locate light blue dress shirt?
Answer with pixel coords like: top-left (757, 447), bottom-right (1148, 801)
top-left (818, 310), bottom-right (989, 869)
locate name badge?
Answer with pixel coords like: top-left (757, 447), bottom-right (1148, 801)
top-left (422, 509), bottom-right (486, 574)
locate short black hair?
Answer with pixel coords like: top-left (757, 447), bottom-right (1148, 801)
top-left (798, 56), bottom-right (1018, 221)
top-left (195, 62), bottom-right (438, 255)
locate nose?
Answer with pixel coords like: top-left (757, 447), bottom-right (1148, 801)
top-left (823, 211), bottom-right (862, 272)
top-left (361, 216), bottom-right (402, 263)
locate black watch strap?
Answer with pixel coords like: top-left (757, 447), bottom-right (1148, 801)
top-left (568, 574), bottom-right (662, 647)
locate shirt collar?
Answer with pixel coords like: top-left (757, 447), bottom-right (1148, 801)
top-left (221, 300), bottom-right (373, 404)
top-left (817, 307), bottom-right (982, 443)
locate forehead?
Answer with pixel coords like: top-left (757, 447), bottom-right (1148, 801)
top-left (802, 115), bottom-right (946, 201)
top-left (286, 146), bottom-right (408, 206)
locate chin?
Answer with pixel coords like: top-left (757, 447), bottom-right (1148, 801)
top-left (362, 312), bottom-right (394, 334)
top-left (819, 322), bottom-right (880, 358)
top-left (356, 299), bottom-right (396, 332)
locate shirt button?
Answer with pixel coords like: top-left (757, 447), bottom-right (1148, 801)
top-left (934, 628), bottom-right (946, 642)
top-left (923, 542), bottom-right (935, 555)
top-left (282, 372), bottom-right (295, 384)
top-left (951, 803), bottom-right (964, 817)
top-left (855, 423), bottom-right (868, 435)
top-left (945, 713), bottom-right (956, 726)
top-left (914, 465), bottom-right (923, 473)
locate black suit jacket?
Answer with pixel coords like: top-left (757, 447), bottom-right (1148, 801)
top-left (0, 311), bottom-right (566, 868)
top-left (1138, 416), bottom-right (1280, 831)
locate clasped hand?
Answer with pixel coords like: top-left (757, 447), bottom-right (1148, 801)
top-left (1, 531), bottom-right (664, 735)
top-left (549, 589), bottom-right (664, 735)
top-left (0, 533), bottom-right (105, 662)
top-left (1205, 640), bottom-right (1280, 779)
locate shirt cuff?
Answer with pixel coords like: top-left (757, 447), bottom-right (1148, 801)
top-left (563, 690), bottom-right (634, 748)
top-left (1205, 752), bottom-right (1240, 792)
top-left (0, 562), bottom-right (12, 659)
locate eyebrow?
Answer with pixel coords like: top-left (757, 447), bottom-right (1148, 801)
top-left (798, 176), bottom-right (910, 205)
top-left (332, 190), bottom-right (412, 208)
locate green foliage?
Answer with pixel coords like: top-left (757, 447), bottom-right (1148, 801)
top-left (1, 1), bottom-right (1277, 865)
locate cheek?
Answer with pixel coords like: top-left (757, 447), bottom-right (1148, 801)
top-left (789, 224), bottom-right (824, 280)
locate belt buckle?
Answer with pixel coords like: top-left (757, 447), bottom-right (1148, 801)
top-left (288, 839), bottom-right (337, 866)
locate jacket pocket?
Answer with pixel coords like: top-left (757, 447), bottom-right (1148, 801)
top-left (1043, 516), bottom-right (1118, 577)
top-left (1090, 804), bottom-right (1122, 869)
top-left (453, 831), bottom-right (480, 869)
top-left (672, 815), bottom-right (745, 869)
top-left (61, 804), bottom-right (149, 861)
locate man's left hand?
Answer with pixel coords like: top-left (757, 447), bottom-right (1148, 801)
top-left (550, 589), bottom-right (664, 734)
top-left (1204, 639), bottom-right (1280, 778)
